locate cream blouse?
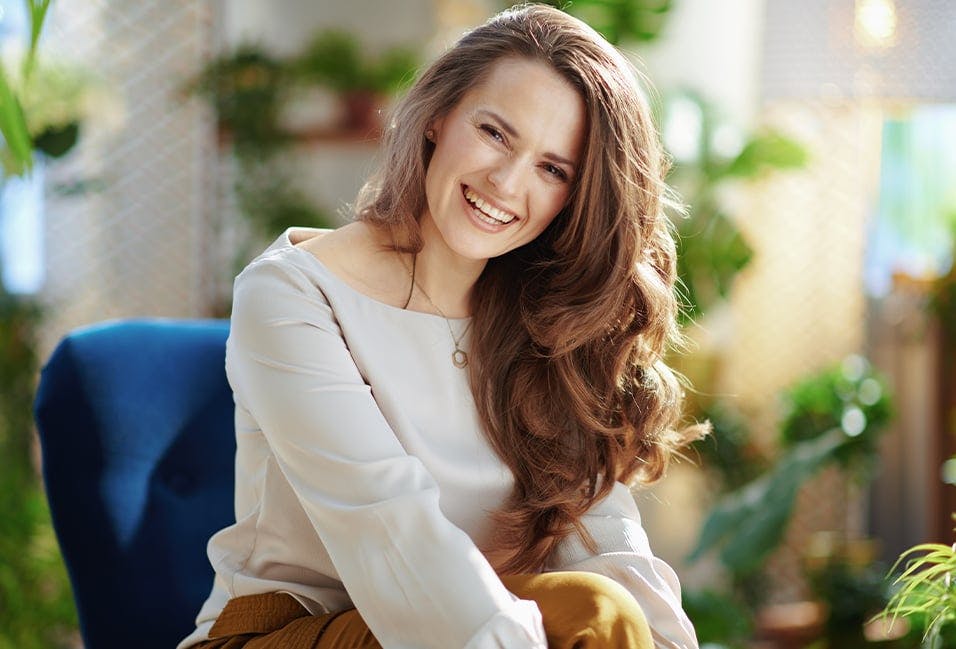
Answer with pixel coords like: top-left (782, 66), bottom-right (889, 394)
top-left (177, 228), bottom-right (699, 649)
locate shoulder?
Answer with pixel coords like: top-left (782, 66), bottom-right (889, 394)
top-left (293, 221), bottom-right (411, 309)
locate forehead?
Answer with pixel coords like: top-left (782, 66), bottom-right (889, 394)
top-left (455, 57), bottom-right (586, 159)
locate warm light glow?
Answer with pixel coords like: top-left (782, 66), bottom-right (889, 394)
top-left (855, 0), bottom-right (898, 48)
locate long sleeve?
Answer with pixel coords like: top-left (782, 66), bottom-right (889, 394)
top-left (546, 481), bottom-right (699, 649)
top-left (224, 258), bottom-right (546, 649)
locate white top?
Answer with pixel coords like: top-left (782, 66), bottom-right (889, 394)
top-left (178, 228), bottom-right (699, 649)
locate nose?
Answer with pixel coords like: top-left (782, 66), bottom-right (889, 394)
top-left (487, 156), bottom-right (524, 198)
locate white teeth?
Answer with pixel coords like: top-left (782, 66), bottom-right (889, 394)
top-left (464, 187), bottom-right (516, 225)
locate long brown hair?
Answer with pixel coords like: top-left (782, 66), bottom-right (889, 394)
top-left (356, 4), bottom-right (702, 574)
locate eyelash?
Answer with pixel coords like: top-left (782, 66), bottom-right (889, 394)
top-left (542, 164), bottom-right (568, 181)
top-left (480, 124), bottom-right (504, 143)
top-left (477, 123), bottom-right (569, 182)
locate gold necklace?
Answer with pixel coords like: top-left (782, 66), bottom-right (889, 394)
top-left (402, 253), bottom-right (473, 368)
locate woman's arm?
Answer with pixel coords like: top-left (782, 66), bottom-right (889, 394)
top-left (546, 481), bottom-right (699, 649)
top-left (225, 258), bottom-right (545, 649)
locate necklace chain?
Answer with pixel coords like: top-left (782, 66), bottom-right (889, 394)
top-left (403, 253), bottom-right (473, 368)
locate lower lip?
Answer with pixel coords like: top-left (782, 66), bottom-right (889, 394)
top-left (459, 186), bottom-right (516, 233)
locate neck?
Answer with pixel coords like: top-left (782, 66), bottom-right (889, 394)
top-left (410, 215), bottom-right (487, 318)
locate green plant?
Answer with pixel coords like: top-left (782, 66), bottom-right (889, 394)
top-left (780, 355), bottom-right (893, 477)
top-left (293, 30), bottom-right (417, 95)
top-left (186, 43), bottom-right (337, 274)
top-left (0, 294), bottom-right (78, 649)
top-left (877, 540), bottom-right (956, 648)
top-left (805, 537), bottom-right (892, 647)
top-left (692, 401), bottom-right (768, 491)
top-left (682, 588), bottom-right (754, 649)
top-left (187, 44), bottom-right (288, 153)
top-left (0, 0), bottom-right (52, 175)
top-left (687, 357), bottom-right (893, 576)
top-left (663, 90), bottom-right (809, 325)
top-left (0, 3), bottom-right (82, 644)
top-left (534, 0), bottom-right (675, 44)
top-left (233, 156), bottom-right (334, 239)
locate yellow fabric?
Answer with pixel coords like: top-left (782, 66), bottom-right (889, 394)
top-left (195, 571), bottom-right (653, 649)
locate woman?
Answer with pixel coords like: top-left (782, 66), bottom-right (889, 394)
top-left (179, 4), bottom-right (702, 649)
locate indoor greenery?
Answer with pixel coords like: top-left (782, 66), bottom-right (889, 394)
top-left (681, 588), bottom-right (754, 649)
top-left (187, 34), bottom-right (419, 282)
top-left (805, 536), bottom-right (893, 648)
top-left (877, 536), bottom-right (956, 648)
top-left (187, 43), bottom-right (333, 281)
top-left (688, 356), bottom-right (892, 576)
top-left (534, 0), bottom-right (675, 44)
top-left (293, 31), bottom-right (417, 132)
top-left (663, 90), bottom-right (809, 325)
top-left (293, 30), bottom-right (417, 96)
top-left (0, 296), bottom-right (77, 649)
top-left (0, 2), bottom-right (81, 646)
top-left (0, 0), bottom-right (52, 174)
top-left (187, 44), bottom-right (288, 153)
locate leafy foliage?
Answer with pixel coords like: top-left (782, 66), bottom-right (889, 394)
top-left (688, 428), bottom-right (847, 575)
top-left (688, 358), bottom-right (893, 576)
top-left (534, 0), bottom-right (675, 44)
top-left (0, 0), bottom-right (53, 175)
top-left (807, 548), bottom-right (891, 640)
top-left (674, 201), bottom-right (752, 326)
top-left (663, 90), bottom-right (809, 325)
top-left (0, 293), bottom-right (78, 649)
top-left (682, 588), bottom-right (754, 649)
top-left (779, 355), bottom-right (893, 477)
top-left (294, 30), bottom-right (417, 94)
top-left (878, 541), bottom-right (956, 648)
top-left (930, 223), bottom-right (956, 336)
top-left (692, 401), bottom-right (767, 491)
top-left (187, 45), bottom-right (289, 153)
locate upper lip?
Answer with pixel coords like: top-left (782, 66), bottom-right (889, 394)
top-left (463, 185), bottom-right (519, 221)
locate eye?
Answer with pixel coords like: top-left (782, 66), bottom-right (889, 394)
top-left (542, 163), bottom-right (569, 182)
top-left (479, 124), bottom-right (505, 143)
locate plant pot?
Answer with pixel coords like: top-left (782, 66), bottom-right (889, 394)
top-left (340, 90), bottom-right (382, 134)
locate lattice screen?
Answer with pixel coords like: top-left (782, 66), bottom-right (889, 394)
top-left (714, 0), bottom-right (956, 603)
top-left (37, 1), bottom-right (218, 359)
top-left (762, 0), bottom-right (956, 102)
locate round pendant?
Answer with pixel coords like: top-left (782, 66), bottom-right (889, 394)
top-left (452, 349), bottom-right (469, 368)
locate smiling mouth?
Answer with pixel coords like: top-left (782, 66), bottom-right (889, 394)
top-left (462, 186), bottom-right (518, 225)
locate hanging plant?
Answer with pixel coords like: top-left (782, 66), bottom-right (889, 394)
top-left (532, 0), bottom-right (675, 44)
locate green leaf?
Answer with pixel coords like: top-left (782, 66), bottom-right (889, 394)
top-left (0, 65), bottom-right (34, 175)
top-left (687, 429), bottom-right (847, 574)
top-left (723, 132), bottom-right (809, 179)
top-left (675, 205), bottom-right (753, 324)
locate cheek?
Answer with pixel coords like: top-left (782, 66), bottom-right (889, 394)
top-left (533, 188), bottom-right (571, 228)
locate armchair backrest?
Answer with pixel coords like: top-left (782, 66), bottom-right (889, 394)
top-left (34, 318), bottom-right (235, 649)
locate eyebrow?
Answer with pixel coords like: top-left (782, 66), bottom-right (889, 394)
top-left (476, 109), bottom-right (578, 170)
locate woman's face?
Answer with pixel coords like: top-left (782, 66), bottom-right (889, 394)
top-left (422, 57), bottom-right (586, 264)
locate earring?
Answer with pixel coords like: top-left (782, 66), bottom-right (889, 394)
top-left (425, 129), bottom-right (435, 142)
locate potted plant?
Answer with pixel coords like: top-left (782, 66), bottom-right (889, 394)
top-left (876, 534), bottom-right (956, 647)
top-left (186, 44), bottom-right (288, 152)
top-left (291, 30), bottom-right (417, 133)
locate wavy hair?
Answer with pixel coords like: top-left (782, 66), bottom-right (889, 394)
top-left (355, 3), bottom-right (703, 574)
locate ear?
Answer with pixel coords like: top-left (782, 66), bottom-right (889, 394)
top-left (426, 116), bottom-right (445, 142)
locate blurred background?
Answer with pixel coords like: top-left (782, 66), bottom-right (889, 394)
top-left (1, 0), bottom-right (954, 647)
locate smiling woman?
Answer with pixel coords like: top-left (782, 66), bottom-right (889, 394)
top-left (179, 5), bottom-right (703, 649)
top-left (421, 57), bottom-right (585, 267)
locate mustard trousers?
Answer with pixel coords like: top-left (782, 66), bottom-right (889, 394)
top-left (196, 571), bottom-right (654, 648)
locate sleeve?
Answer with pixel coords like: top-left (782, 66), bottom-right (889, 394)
top-left (546, 481), bottom-right (700, 649)
top-left (225, 259), bottom-right (546, 649)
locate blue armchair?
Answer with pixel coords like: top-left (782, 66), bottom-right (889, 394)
top-left (34, 319), bottom-right (236, 649)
